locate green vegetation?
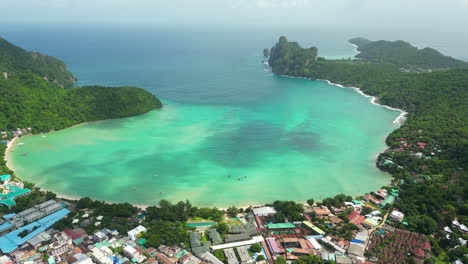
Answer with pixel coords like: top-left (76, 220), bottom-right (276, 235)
top-left (265, 200), bottom-right (304, 222)
top-left (226, 206), bottom-right (239, 217)
top-left (349, 37), bottom-right (468, 69)
top-left (0, 36), bottom-right (162, 132)
top-left (0, 37), bottom-right (75, 88)
top-left (144, 221), bottom-right (190, 248)
top-left (213, 249), bottom-right (227, 262)
top-left (268, 36), bottom-right (468, 262)
top-left (320, 194), bottom-right (352, 208)
top-left (250, 243), bottom-right (262, 253)
top-left (146, 199), bottom-right (224, 223)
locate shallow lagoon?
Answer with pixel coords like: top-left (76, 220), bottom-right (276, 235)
top-left (7, 27), bottom-right (399, 206)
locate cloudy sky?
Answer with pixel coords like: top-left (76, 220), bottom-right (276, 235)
top-left (1, 0), bottom-right (467, 29)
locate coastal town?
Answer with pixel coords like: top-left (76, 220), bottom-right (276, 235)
top-left (1, 167), bottom-right (466, 264)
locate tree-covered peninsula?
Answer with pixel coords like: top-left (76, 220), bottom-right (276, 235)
top-left (0, 37), bottom-right (162, 132)
top-left (268, 36), bottom-right (468, 260)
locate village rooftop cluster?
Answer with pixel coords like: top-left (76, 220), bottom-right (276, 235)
top-left (1, 183), bottom-right (465, 264)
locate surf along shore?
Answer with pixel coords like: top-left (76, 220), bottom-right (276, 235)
top-left (3, 41), bottom-right (404, 209)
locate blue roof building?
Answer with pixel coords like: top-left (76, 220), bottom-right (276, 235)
top-left (0, 208), bottom-right (70, 254)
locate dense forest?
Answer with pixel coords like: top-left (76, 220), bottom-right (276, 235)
top-left (0, 37), bottom-right (162, 132)
top-left (349, 37), bottom-right (468, 69)
top-left (268, 36), bottom-right (468, 261)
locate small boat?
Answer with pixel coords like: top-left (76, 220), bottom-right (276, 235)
top-left (244, 175), bottom-right (247, 179)
top-left (227, 174), bottom-right (231, 178)
top-left (237, 177), bottom-right (241, 181)
top-left (131, 187), bottom-right (137, 190)
top-left (160, 192), bottom-right (163, 195)
top-left (17, 143), bottom-right (25, 146)
top-left (153, 174), bottom-right (159, 177)
top-left (21, 152), bottom-right (27, 156)
top-left (41, 135), bottom-right (46, 138)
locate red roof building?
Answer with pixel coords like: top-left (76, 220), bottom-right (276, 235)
top-left (417, 142), bottom-right (427, 149)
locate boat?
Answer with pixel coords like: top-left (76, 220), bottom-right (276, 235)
top-left (237, 177), bottom-right (241, 181)
top-left (227, 174), bottom-right (231, 178)
top-left (153, 174), bottom-right (159, 177)
top-left (131, 187), bottom-right (137, 190)
top-left (41, 135), bottom-right (46, 138)
top-left (21, 152), bottom-right (27, 156)
top-left (17, 143), bottom-right (25, 146)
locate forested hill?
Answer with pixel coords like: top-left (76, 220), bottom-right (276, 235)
top-left (0, 37), bottom-right (76, 88)
top-left (268, 37), bottom-right (468, 259)
top-left (0, 37), bottom-right (162, 132)
top-left (349, 37), bottom-right (468, 69)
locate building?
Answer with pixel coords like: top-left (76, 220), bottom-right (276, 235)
top-left (0, 256), bottom-right (14, 264)
top-left (190, 231), bottom-right (210, 254)
top-left (312, 206), bottom-right (331, 216)
top-left (128, 225), bottom-right (147, 241)
top-left (123, 245), bottom-right (138, 259)
top-left (223, 248), bottom-right (239, 264)
top-left (302, 221), bottom-right (325, 235)
top-left (236, 246), bottom-right (253, 264)
top-left (94, 231), bottom-right (108, 242)
top-left (362, 218), bottom-right (379, 229)
top-left (390, 210), bottom-right (405, 222)
top-left (0, 174), bottom-right (11, 184)
top-left (199, 252), bottom-right (224, 264)
top-left (347, 243), bottom-right (365, 260)
top-left (208, 229), bottom-right (223, 245)
top-left (381, 195), bottom-right (395, 207)
top-left (225, 233), bottom-right (252, 243)
top-left (91, 247), bottom-right (113, 264)
top-left (252, 207), bottom-right (276, 217)
top-left (0, 208), bottom-right (70, 254)
top-left (49, 232), bottom-right (73, 257)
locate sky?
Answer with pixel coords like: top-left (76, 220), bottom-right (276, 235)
top-left (1, 0), bottom-right (467, 29)
top-left (1, 0), bottom-right (468, 59)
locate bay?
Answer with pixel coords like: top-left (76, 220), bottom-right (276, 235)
top-left (6, 26), bottom-right (400, 207)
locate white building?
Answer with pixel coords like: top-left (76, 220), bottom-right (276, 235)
top-left (49, 232), bottom-right (73, 257)
top-left (389, 210), bottom-right (404, 222)
top-left (128, 225), bottom-right (147, 240)
top-left (123, 245), bottom-right (138, 258)
top-left (91, 247), bottom-right (113, 264)
top-left (252, 207), bottom-right (276, 217)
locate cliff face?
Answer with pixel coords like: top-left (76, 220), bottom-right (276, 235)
top-left (0, 36), bottom-right (162, 132)
top-left (0, 37), bottom-right (76, 88)
top-left (268, 36), bottom-right (318, 75)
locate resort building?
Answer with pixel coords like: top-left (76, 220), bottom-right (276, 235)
top-left (223, 248), bottom-right (239, 264)
top-left (208, 229), bottom-right (223, 245)
top-left (236, 246), bottom-right (253, 264)
top-left (128, 225), bottom-right (147, 241)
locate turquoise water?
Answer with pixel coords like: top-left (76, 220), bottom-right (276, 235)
top-left (5, 26), bottom-right (400, 207)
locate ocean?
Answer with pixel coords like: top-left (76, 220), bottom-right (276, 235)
top-left (4, 25), bottom-right (404, 207)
